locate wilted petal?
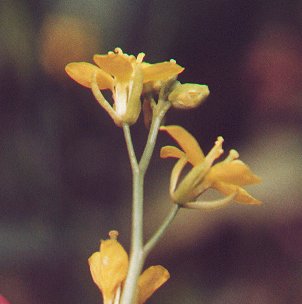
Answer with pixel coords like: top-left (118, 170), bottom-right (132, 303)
top-left (213, 181), bottom-right (262, 205)
top-left (206, 160), bottom-right (261, 186)
top-left (137, 265), bottom-right (170, 304)
top-left (160, 125), bottom-right (204, 165)
top-left (93, 51), bottom-right (134, 82)
top-left (88, 232), bottom-right (128, 303)
top-left (65, 62), bottom-right (113, 89)
top-left (143, 61), bottom-right (184, 83)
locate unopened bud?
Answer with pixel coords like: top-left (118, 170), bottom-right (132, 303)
top-left (168, 83), bottom-right (209, 109)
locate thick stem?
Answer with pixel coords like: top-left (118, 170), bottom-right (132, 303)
top-left (120, 168), bottom-right (145, 304)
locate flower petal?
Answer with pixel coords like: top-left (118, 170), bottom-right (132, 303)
top-left (170, 156), bottom-right (188, 196)
top-left (182, 192), bottom-right (236, 210)
top-left (143, 61), bottom-right (184, 83)
top-left (90, 73), bottom-right (120, 125)
top-left (65, 62), bottom-right (113, 89)
top-left (212, 181), bottom-right (262, 205)
top-left (123, 63), bottom-right (143, 125)
top-left (173, 161), bottom-right (210, 203)
top-left (160, 125), bottom-right (204, 165)
top-left (160, 145), bottom-right (186, 159)
top-left (93, 51), bottom-right (134, 82)
top-left (137, 265), bottom-right (170, 304)
top-left (88, 234), bottom-right (128, 303)
top-left (206, 160), bottom-right (261, 186)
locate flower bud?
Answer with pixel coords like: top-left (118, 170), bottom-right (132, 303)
top-left (168, 83), bottom-right (209, 109)
top-left (88, 231), bottom-right (128, 303)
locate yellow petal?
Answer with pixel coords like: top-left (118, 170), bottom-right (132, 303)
top-left (123, 63), bottom-right (143, 125)
top-left (88, 234), bottom-right (128, 303)
top-left (170, 156), bottom-right (188, 196)
top-left (143, 61), bottom-right (184, 83)
top-left (160, 125), bottom-right (204, 165)
top-left (212, 181), bottom-right (262, 205)
top-left (90, 73), bottom-right (120, 125)
top-left (65, 62), bottom-right (113, 89)
top-left (93, 52), bottom-right (134, 82)
top-left (160, 145), bottom-right (186, 159)
top-left (182, 193), bottom-right (236, 210)
top-left (206, 160), bottom-right (261, 186)
top-left (173, 161), bottom-right (210, 203)
top-left (137, 265), bottom-right (170, 304)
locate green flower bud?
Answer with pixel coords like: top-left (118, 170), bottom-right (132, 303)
top-left (168, 83), bottom-right (209, 109)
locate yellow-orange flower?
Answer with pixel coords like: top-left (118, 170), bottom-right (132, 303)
top-left (88, 231), bottom-right (170, 304)
top-left (65, 48), bottom-right (184, 126)
top-left (160, 125), bottom-right (261, 209)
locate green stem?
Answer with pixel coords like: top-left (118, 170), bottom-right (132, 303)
top-left (121, 124), bottom-right (144, 304)
top-left (123, 124), bottom-right (139, 172)
top-left (139, 101), bottom-right (171, 174)
top-left (120, 102), bottom-right (171, 304)
top-left (143, 204), bottom-right (180, 258)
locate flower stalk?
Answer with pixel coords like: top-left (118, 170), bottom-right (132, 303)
top-left (65, 48), bottom-right (262, 304)
top-left (121, 100), bottom-right (173, 304)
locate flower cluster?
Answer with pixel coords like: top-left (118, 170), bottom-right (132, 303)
top-left (160, 125), bottom-right (261, 208)
top-left (65, 48), bottom-right (262, 304)
top-left (65, 48), bottom-right (186, 126)
top-left (89, 231), bottom-right (169, 304)
top-left (65, 48), bottom-right (210, 126)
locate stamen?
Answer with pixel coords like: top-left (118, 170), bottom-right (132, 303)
top-left (223, 149), bottom-right (239, 162)
top-left (109, 230), bottom-right (119, 240)
top-left (114, 47), bottom-right (123, 54)
top-left (114, 83), bottom-right (128, 116)
top-left (205, 136), bottom-right (224, 163)
top-left (136, 52), bottom-right (145, 63)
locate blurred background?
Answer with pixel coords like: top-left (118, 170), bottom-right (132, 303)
top-left (1, 0), bottom-right (302, 303)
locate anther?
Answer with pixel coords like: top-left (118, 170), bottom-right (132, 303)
top-left (223, 149), bottom-right (240, 163)
top-left (206, 136), bottom-right (225, 164)
top-left (114, 47), bottom-right (123, 54)
top-left (229, 149), bottom-right (239, 159)
top-left (109, 230), bottom-right (119, 240)
top-left (136, 52), bottom-right (145, 63)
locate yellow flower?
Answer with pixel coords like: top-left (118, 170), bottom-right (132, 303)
top-left (65, 48), bottom-right (184, 126)
top-left (88, 230), bottom-right (170, 304)
top-left (160, 125), bottom-right (261, 209)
